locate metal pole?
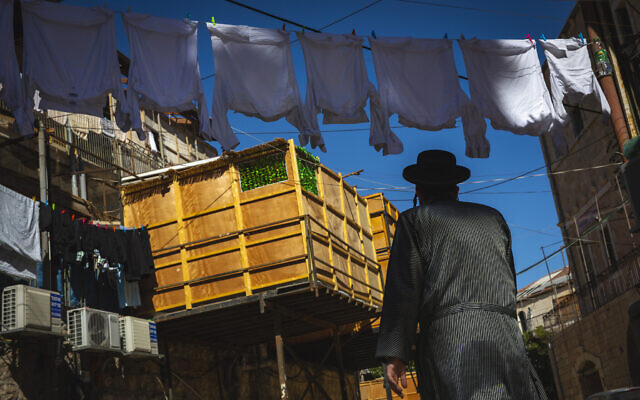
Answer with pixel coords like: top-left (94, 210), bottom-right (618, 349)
top-left (38, 120), bottom-right (51, 290)
top-left (541, 246), bottom-right (562, 330)
top-left (334, 330), bottom-right (349, 400)
top-left (274, 314), bottom-right (289, 400)
top-left (583, 4), bottom-right (631, 155)
top-left (65, 119), bottom-right (78, 197)
top-left (156, 112), bottom-right (167, 166)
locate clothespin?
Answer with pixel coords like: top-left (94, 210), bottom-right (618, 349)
top-left (186, 13), bottom-right (191, 19)
top-left (82, 218), bottom-right (86, 224)
top-left (352, 29), bottom-right (356, 36)
top-left (579, 32), bottom-right (584, 44)
top-left (32, 196), bottom-right (36, 202)
top-left (302, 28), bottom-right (305, 35)
top-left (71, 214), bottom-right (75, 221)
top-left (45, 200), bottom-right (48, 206)
top-left (113, 226), bottom-right (116, 232)
top-left (61, 209), bottom-right (66, 215)
top-left (526, 34), bottom-right (533, 45)
top-left (444, 33), bottom-right (448, 39)
top-left (540, 34), bottom-right (546, 41)
top-left (52, 203), bottom-right (55, 210)
top-left (371, 30), bottom-right (376, 39)
top-left (211, 16), bottom-right (215, 26)
top-left (282, 23), bottom-right (286, 31)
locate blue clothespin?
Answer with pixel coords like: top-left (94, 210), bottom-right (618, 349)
top-left (45, 200), bottom-right (48, 206)
top-left (371, 30), bottom-right (377, 39)
top-left (540, 34), bottom-right (546, 41)
top-left (579, 32), bottom-right (584, 44)
top-left (444, 33), bottom-right (448, 39)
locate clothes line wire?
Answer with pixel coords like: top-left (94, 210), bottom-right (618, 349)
top-left (515, 200), bottom-right (628, 276)
top-left (395, 0), bottom-right (638, 28)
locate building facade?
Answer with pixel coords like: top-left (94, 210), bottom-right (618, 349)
top-left (538, 1), bottom-right (640, 398)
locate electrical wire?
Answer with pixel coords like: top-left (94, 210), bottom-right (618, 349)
top-left (516, 200), bottom-right (628, 276)
top-left (395, 0), bottom-right (639, 28)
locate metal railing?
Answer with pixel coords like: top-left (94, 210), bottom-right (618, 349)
top-left (41, 111), bottom-right (165, 176)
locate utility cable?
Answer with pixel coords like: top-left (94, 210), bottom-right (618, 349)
top-left (516, 201), bottom-right (628, 276)
top-left (395, 0), bottom-right (638, 28)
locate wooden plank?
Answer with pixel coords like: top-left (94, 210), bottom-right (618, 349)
top-left (315, 168), bottom-right (338, 291)
top-left (338, 173), bottom-right (354, 298)
top-left (172, 174), bottom-right (193, 309)
top-left (288, 140), bottom-right (312, 280)
top-left (230, 163), bottom-right (252, 296)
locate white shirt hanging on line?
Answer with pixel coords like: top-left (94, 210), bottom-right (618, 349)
top-left (0, 0), bottom-right (32, 136)
top-left (459, 39), bottom-right (559, 150)
top-left (370, 37), bottom-right (486, 157)
top-left (297, 32), bottom-right (400, 154)
top-left (206, 24), bottom-right (305, 151)
top-left (122, 13), bottom-right (213, 141)
top-left (21, 1), bottom-right (130, 133)
top-left (539, 38), bottom-right (610, 141)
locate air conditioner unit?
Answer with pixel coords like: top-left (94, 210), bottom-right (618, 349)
top-left (119, 316), bottom-right (159, 356)
top-left (67, 308), bottom-right (121, 352)
top-left (1, 285), bottom-right (63, 336)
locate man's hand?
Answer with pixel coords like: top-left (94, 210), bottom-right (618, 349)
top-left (384, 357), bottom-right (408, 398)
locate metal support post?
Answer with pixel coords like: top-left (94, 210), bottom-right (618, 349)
top-left (65, 119), bottom-right (78, 197)
top-left (274, 314), bottom-right (289, 400)
top-left (38, 120), bottom-right (51, 290)
top-left (164, 342), bottom-right (174, 400)
top-left (574, 218), bottom-right (597, 313)
top-left (334, 330), bottom-right (349, 400)
top-left (156, 112), bottom-right (167, 165)
top-left (541, 247), bottom-right (562, 330)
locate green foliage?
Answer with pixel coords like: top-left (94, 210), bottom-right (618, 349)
top-left (523, 326), bottom-right (558, 400)
top-left (239, 153), bottom-right (288, 192)
top-left (296, 147), bottom-right (319, 195)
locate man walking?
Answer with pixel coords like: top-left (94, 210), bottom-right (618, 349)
top-left (375, 150), bottom-right (547, 399)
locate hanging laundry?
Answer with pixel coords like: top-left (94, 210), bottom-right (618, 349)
top-left (0, 0), bottom-right (32, 136)
top-left (0, 184), bottom-right (41, 280)
top-left (539, 38), bottom-right (611, 141)
top-left (206, 24), bottom-right (305, 151)
top-left (459, 39), bottom-right (556, 151)
top-left (121, 13), bottom-right (213, 141)
top-left (370, 37), bottom-right (485, 156)
top-left (297, 32), bottom-right (399, 154)
top-left (20, 2), bottom-right (130, 133)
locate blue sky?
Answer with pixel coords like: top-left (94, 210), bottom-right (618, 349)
top-left (66, 0), bottom-right (578, 289)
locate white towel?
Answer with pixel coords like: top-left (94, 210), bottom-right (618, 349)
top-left (370, 37), bottom-right (485, 156)
top-left (459, 39), bottom-right (555, 151)
top-left (206, 24), bottom-right (305, 151)
top-left (21, 1), bottom-right (130, 133)
top-left (0, 0), bottom-right (32, 136)
top-left (122, 13), bottom-right (213, 141)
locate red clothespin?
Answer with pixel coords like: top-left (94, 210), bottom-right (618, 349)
top-left (82, 218), bottom-right (86, 224)
top-left (352, 29), bottom-right (356, 36)
top-left (526, 34), bottom-right (533, 45)
top-left (113, 226), bottom-right (116, 232)
top-left (282, 23), bottom-right (286, 31)
top-left (61, 209), bottom-right (66, 215)
top-left (71, 214), bottom-right (75, 221)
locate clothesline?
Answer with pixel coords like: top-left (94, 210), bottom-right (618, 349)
top-left (0, 0), bottom-right (612, 160)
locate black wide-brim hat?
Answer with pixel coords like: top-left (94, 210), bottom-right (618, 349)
top-left (403, 150), bottom-right (470, 186)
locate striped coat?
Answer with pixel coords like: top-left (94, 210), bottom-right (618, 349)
top-left (375, 200), bottom-right (547, 399)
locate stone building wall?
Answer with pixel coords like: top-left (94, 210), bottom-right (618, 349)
top-left (549, 287), bottom-right (640, 400)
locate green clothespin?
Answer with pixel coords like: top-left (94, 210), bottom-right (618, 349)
top-left (52, 203), bottom-right (55, 211)
top-left (186, 13), bottom-right (191, 19)
top-left (211, 16), bottom-right (216, 25)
